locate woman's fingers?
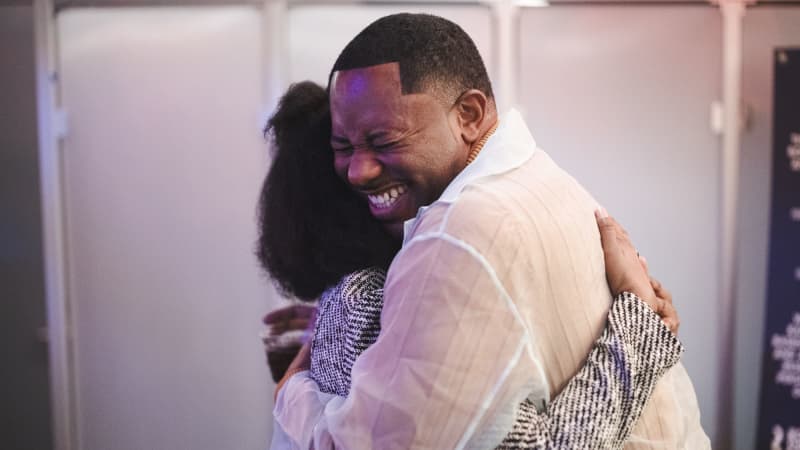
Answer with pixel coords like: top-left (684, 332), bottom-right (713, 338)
top-left (610, 217), bottom-right (634, 256)
top-left (595, 209), bottom-right (617, 255)
top-left (595, 209), bottom-right (679, 335)
top-left (263, 304), bottom-right (316, 325)
top-left (597, 210), bottom-right (634, 259)
top-left (639, 255), bottom-right (649, 275)
top-left (596, 207), bottom-right (658, 311)
top-left (607, 213), bottom-right (631, 242)
top-left (650, 276), bottom-right (661, 292)
top-left (652, 277), bottom-right (673, 305)
top-left (659, 301), bottom-right (680, 334)
top-left (268, 318), bottom-right (312, 336)
top-left (596, 210), bottom-right (631, 263)
top-left (262, 304), bottom-right (318, 338)
top-left (650, 279), bottom-right (678, 334)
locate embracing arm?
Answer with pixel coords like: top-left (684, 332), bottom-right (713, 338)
top-left (497, 292), bottom-right (682, 449)
top-left (496, 210), bottom-right (684, 449)
top-left (274, 291), bottom-right (682, 450)
top-left (274, 230), bottom-right (541, 449)
top-left (273, 211), bottom-right (681, 449)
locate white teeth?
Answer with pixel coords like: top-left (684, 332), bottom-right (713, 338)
top-left (367, 185), bottom-right (406, 209)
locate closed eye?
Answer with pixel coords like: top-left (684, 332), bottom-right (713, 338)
top-left (372, 140), bottom-right (405, 152)
top-left (332, 145), bottom-right (353, 154)
top-left (331, 135), bottom-right (351, 153)
top-left (373, 142), bottom-right (395, 150)
top-left (367, 130), bottom-right (403, 152)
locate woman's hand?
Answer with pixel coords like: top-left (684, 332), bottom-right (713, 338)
top-left (261, 304), bottom-right (318, 382)
top-left (596, 209), bottom-right (679, 334)
top-left (262, 304), bottom-right (317, 336)
top-left (650, 275), bottom-right (679, 334)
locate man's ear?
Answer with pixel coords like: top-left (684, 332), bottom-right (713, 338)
top-left (453, 89), bottom-right (489, 145)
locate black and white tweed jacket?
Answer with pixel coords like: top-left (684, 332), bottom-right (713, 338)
top-left (309, 268), bottom-right (683, 449)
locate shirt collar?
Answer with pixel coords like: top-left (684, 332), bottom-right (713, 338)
top-left (402, 108), bottom-right (538, 243)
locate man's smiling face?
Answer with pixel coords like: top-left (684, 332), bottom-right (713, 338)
top-left (330, 63), bottom-right (468, 238)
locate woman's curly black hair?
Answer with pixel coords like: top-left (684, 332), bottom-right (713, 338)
top-left (256, 81), bottom-right (401, 301)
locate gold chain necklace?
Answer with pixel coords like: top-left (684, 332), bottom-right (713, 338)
top-left (465, 120), bottom-right (499, 166)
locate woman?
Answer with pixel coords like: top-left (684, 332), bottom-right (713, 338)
top-left (258, 81), bottom-right (682, 449)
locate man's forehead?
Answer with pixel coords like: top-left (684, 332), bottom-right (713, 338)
top-left (330, 62), bottom-right (402, 100)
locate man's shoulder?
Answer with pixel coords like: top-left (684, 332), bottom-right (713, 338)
top-left (408, 184), bottom-right (522, 246)
top-left (410, 162), bottom-right (599, 256)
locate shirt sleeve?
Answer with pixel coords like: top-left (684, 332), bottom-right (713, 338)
top-left (496, 292), bottom-right (684, 449)
top-left (274, 231), bottom-right (545, 449)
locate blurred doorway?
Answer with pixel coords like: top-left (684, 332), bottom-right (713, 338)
top-left (0, 3), bottom-right (53, 450)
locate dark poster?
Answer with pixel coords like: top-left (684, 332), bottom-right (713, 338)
top-left (757, 48), bottom-right (800, 450)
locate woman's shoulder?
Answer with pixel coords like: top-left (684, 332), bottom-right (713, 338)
top-left (321, 268), bottom-right (386, 309)
top-left (339, 267), bottom-right (386, 296)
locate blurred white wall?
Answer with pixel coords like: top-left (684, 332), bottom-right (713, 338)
top-left (287, 4), bottom-right (493, 93)
top-left (57, 7), bottom-right (276, 450)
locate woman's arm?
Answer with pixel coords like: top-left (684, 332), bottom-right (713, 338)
top-left (496, 291), bottom-right (682, 449)
top-left (493, 209), bottom-right (682, 448)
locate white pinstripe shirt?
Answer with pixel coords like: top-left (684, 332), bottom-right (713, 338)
top-left (273, 110), bottom-right (709, 449)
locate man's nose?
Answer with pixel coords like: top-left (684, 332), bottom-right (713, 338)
top-left (347, 150), bottom-right (382, 188)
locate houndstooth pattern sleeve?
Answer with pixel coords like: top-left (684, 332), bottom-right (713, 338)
top-left (496, 292), bottom-right (684, 449)
top-left (310, 268), bottom-right (386, 397)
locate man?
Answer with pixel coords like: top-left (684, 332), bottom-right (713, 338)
top-left (274, 13), bottom-right (709, 449)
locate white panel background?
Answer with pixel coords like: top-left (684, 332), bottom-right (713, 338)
top-left (516, 6), bottom-right (723, 445)
top-left (287, 4), bottom-right (493, 93)
top-left (58, 8), bottom-right (276, 450)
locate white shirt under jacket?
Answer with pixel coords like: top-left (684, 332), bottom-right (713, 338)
top-left (272, 109), bottom-right (710, 450)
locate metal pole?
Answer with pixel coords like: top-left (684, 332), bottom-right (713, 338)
top-left (488, 0), bottom-right (518, 112)
top-left (33, 0), bottom-right (77, 449)
top-left (261, 0), bottom-right (288, 131)
top-left (714, 0), bottom-right (749, 446)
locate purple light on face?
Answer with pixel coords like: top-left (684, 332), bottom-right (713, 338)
top-left (331, 70), bottom-right (372, 108)
top-left (346, 72), bottom-right (369, 98)
top-left (330, 63), bottom-right (402, 108)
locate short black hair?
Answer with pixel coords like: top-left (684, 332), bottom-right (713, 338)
top-left (257, 81), bottom-right (400, 301)
top-left (330, 13), bottom-right (493, 103)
